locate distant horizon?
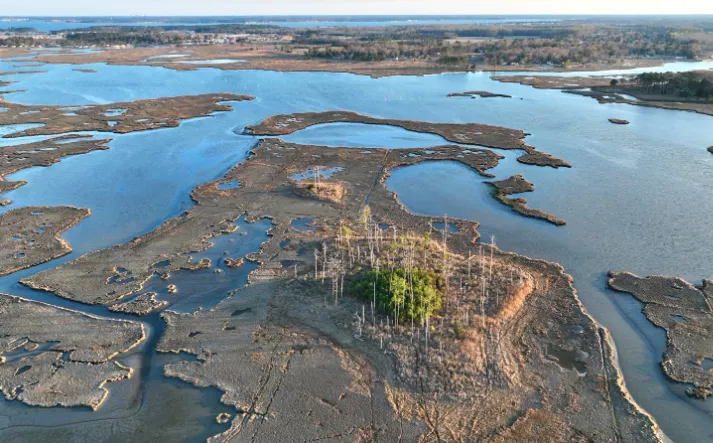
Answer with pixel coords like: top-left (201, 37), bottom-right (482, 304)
top-left (2, 13), bottom-right (713, 18)
top-left (2, 0), bottom-right (712, 17)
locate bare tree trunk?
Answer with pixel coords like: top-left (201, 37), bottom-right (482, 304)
top-left (443, 214), bottom-right (449, 312)
top-left (373, 279), bottom-right (377, 316)
top-left (316, 166), bottom-right (321, 192)
top-left (322, 242), bottom-right (328, 283)
top-left (314, 249), bottom-right (318, 279)
top-left (489, 236), bottom-right (495, 286)
top-left (468, 250), bottom-right (471, 281)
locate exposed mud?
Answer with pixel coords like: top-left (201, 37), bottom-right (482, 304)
top-left (109, 292), bottom-right (168, 316)
top-left (492, 75), bottom-right (613, 89)
top-left (448, 90), bottom-right (512, 98)
top-left (15, 133), bottom-right (664, 440)
top-left (0, 93), bottom-right (253, 138)
top-left (246, 111), bottom-right (570, 168)
top-left (0, 70), bottom-right (47, 77)
top-left (0, 206), bottom-right (90, 276)
top-left (0, 293), bottom-right (145, 409)
top-left (0, 135), bottom-right (111, 194)
top-left (609, 271), bottom-right (713, 399)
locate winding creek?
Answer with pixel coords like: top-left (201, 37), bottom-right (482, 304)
top-left (1, 58), bottom-right (713, 441)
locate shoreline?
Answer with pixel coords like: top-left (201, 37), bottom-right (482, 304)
top-left (245, 110), bottom-right (571, 168)
top-left (491, 75), bottom-right (713, 118)
top-left (1, 46), bottom-right (685, 79)
top-left (486, 174), bottom-right (566, 226)
top-left (11, 134), bottom-right (662, 440)
top-left (0, 49), bottom-right (708, 440)
top-left (608, 271), bottom-right (713, 400)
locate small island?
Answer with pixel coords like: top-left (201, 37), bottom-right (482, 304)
top-left (245, 110), bottom-right (571, 169)
top-left (448, 90), bottom-right (512, 98)
top-left (487, 175), bottom-right (566, 226)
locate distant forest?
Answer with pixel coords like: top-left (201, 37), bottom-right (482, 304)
top-left (634, 72), bottom-right (713, 99)
top-left (302, 27), bottom-right (701, 66)
top-left (0, 19), bottom-right (710, 70)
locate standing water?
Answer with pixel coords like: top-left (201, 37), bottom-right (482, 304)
top-left (1, 59), bottom-right (713, 441)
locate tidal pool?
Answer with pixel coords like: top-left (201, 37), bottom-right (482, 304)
top-left (1, 60), bottom-right (713, 442)
top-left (179, 59), bottom-right (246, 65)
top-left (281, 122), bottom-right (450, 148)
top-left (291, 166), bottom-right (344, 181)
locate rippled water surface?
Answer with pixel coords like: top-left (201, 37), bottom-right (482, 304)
top-left (1, 58), bottom-right (713, 442)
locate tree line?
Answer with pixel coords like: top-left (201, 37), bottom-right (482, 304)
top-left (634, 72), bottom-right (713, 99)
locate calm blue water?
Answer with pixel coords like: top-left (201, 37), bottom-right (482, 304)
top-left (2, 59), bottom-right (713, 441)
top-left (282, 122), bottom-right (449, 148)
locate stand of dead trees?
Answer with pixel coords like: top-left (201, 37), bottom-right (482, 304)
top-left (303, 207), bottom-right (536, 396)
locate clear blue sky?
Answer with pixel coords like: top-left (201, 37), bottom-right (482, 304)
top-left (0, 0), bottom-right (711, 16)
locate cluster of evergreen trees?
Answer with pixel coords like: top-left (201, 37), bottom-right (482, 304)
top-left (635, 72), bottom-right (713, 99)
top-left (349, 267), bottom-right (443, 322)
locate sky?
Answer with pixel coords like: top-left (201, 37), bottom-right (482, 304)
top-left (1, 0), bottom-right (712, 17)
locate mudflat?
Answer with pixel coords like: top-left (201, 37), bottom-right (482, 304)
top-left (0, 294), bottom-right (144, 409)
top-left (14, 132), bottom-right (663, 440)
top-left (609, 272), bottom-right (713, 400)
top-left (0, 93), bottom-right (253, 138)
top-left (246, 110), bottom-right (571, 168)
top-left (0, 206), bottom-right (90, 276)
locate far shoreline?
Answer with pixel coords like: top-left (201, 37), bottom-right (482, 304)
top-left (1, 45), bottom-right (696, 79)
